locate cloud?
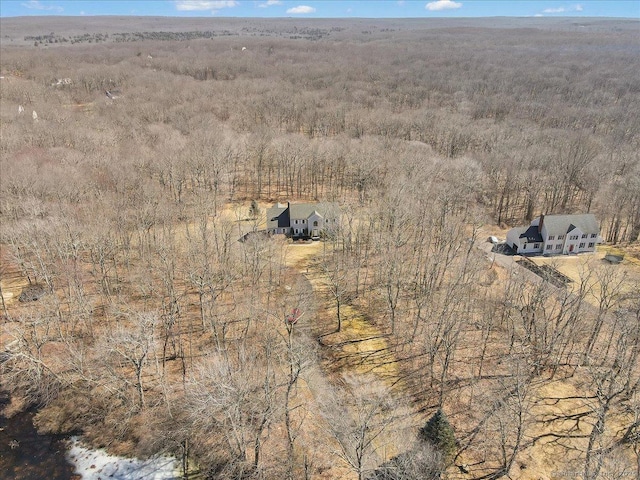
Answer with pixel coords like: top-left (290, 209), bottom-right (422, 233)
top-left (175, 1), bottom-right (238, 11)
top-left (21, 0), bottom-right (63, 12)
top-left (542, 4), bottom-right (583, 14)
top-left (286, 5), bottom-right (316, 14)
top-left (425, 0), bottom-right (462, 11)
top-left (258, 0), bottom-right (282, 7)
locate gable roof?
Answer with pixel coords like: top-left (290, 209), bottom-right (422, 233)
top-left (541, 214), bottom-right (599, 237)
top-left (266, 202), bottom-right (339, 230)
top-left (290, 202), bottom-right (338, 220)
top-left (266, 204), bottom-right (289, 229)
top-left (518, 225), bottom-right (543, 243)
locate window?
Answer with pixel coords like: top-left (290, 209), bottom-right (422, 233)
top-left (546, 244), bottom-right (553, 250)
top-left (588, 242), bottom-right (595, 248)
top-left (326, 219), bottom-right (329, 223)
top-left (579, 242), bottom-right (585, 248)
top-left (548, 235), bottom-right (555, 241)
top-left (558, 235), bottom-right (564, 240)
top-left (313, 221), bottom-right (318, 227)
top-left (294, 220), bottom-right (298, 224)
top-left (581, 234), bottom-right (587, 239)
top-left (590, 233), bottom-right (597, 238)
top-left (570, 235), bottom-right (579, 240)
top-left (534, 243), bottom-right (540, 249)
top-left (556, 244), bottom-right (563, 249)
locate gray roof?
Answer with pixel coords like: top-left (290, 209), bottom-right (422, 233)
top-left (540, 214), bottom-right (599, 237)
top-left (510, 226), bottom-right (527, 244)
top-left (266, 205), bottom-right (288, 229)
top-left (267, 202), bottom-right (339, 230)
top-left (290, 203), bottom-right (323, 219)
top-left (518, 225), bottom-right (543, 243)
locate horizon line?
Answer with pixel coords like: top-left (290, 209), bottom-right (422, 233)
top-left (2, 14), bottom-right (638, 20)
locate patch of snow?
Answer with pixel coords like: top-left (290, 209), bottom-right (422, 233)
top-left (67, 437), bottom-right (181, 480)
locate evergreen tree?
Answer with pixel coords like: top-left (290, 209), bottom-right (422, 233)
top-left (418, 409), bottom-right (456, 465)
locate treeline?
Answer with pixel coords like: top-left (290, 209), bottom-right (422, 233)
top-left (23, 26), bottom-right (337, 46)
top-left (2, 24), bottom-right (639, 239)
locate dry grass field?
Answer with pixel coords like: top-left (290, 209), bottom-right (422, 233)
top-left (529, 247), bottom-right (640, 308)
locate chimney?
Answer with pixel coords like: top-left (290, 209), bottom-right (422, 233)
top-left (538, 214), bottom-right (545, 233)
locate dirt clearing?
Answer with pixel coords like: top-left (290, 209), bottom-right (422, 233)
top-left (529, 247), bottom-right (640, 307)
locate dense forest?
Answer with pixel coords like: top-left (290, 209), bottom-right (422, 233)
top-left (1, 17), bottom-right (639, 480)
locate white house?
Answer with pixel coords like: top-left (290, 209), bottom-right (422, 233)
top-left (506, 214), bottom-right (601, 255)
top-left (267, 201), bottom-right (339, 239)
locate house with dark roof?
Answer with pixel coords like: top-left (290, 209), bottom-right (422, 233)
top-left (266, 201), bottom-right (339, 239)
top-left (506, 214), bottom-right (601, 255)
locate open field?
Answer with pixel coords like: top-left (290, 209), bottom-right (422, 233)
top-left (529, 247), bottom-right (640, 307)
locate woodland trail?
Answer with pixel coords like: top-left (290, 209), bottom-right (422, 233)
top-left (284, 242), bottom-right (412, 464)
top-left (284, 242), bottom-right (403, 386)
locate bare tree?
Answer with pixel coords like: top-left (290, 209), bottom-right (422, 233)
top-left (1, 311), bottom-right (63, 407)
top-left (319, 244), bottom-right (351, 333)
top-left (185, 344), bottom-right (278, 477)
top-left (320, 374), bottom-right (397, 480)
top-left (583, 263), bottom-right (626, 362)
top-left (103, 311), bottom-right (158, 410)
top-left (583, 307), bottom-right (639, 480)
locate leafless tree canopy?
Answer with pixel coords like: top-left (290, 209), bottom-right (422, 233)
top-left (1, 16), bottom-right (639, 479)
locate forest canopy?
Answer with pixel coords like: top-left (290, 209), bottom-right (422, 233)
top-left (1, 16), bottom-right (639, 480)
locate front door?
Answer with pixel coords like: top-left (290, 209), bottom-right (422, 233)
top-left (569, 244), bottom-right (574, 253)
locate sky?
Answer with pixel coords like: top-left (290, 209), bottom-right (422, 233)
top-left (0, 0), bottom-right (638, 18)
